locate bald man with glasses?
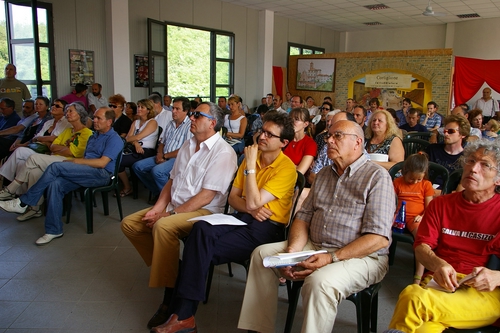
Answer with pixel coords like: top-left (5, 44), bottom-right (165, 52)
top-left (121, 102), bottom-right (237, 329)
top-left (238, 119), bottom-right (395, 333)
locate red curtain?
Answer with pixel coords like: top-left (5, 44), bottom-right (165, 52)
top-left (454, 56), bottom-right (500, 105)
top-left (272, 66), bottom-right (287, 100)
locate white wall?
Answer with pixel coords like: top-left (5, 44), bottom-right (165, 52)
top-left (344, 25), bottom-right (447, 52)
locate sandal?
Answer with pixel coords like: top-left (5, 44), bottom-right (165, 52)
top-left (120, 189), bottom-right (133, 197)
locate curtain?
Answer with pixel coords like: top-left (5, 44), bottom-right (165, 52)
top-left (454, 56), bottom-right (500, 105)
top-left (272, 66), bottom-right (287, 100)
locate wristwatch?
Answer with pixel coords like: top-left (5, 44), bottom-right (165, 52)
top-left (168, 209), bottom-right (177, 215)
top-left (331, 252), bottom-right (340, 263)
top-left (244, 169), bottom-right (256, 176)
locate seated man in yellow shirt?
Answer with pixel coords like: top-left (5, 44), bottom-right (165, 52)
top-left (150, 111), bottom-right (297, 333)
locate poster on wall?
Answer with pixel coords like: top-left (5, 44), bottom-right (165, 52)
top-left (296, 58), bottom-right (336, 92)
top-left (134, 55), bottom-right (149, 87)
top-left (69, 49), bottom-right (94, 86)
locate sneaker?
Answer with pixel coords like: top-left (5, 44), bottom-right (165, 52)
top-left (0, 188), bottom-right (14, 201)
top-left (35, 233), bottom-right (63, 245)
top-left (0, 198), bottom-right (27, 214)
top-left (17, 208), bottom-right (43, 221)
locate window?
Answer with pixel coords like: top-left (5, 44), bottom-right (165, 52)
top-left (0, 0), bottom-right (56, 99)
top-left (148, 19), bottom-right (234, 101)
top-left (288, 42), bottom-right (324, 68)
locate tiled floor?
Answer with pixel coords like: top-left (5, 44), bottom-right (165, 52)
top-left (0, 186), bottom-right (415, 332)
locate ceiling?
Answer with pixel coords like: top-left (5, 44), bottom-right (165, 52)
top-left (220, 0), bottom-right (500, 31)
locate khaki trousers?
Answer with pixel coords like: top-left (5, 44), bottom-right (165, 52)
top-left (238, 240), bottom-right (388, 333)
top-left (121, 207), bottom-right (211, 288)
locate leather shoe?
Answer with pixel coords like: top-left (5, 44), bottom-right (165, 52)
top-left (147, 304), bottom-right (169, 329)
top-left (151, 314), bottom-right (196, 333)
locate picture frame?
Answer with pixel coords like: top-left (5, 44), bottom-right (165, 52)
top-left (69, 49), bottom-right (94, 86)
top-left (134, 55), bottom-right (149, 87)
top-left (296, 58), bottom-right (336, 92)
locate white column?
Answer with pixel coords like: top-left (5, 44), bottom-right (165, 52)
top-left (105, 0), bottom-right (132, 101)
top-left (445, 23), bottom-right (455, 49)
top-left (258, 10), bottom-right (274, 97)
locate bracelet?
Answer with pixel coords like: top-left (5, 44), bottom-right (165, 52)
top-left (413, 274), bottom-right (422, 280)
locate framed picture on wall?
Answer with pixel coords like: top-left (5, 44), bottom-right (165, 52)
top-left (134, 55), bottom-right (149, 87)
top-left (69, 49), bottom-right (94, 86)
top-left (296, 58), bottom-right (336, 92)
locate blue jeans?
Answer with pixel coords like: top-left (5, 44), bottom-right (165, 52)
top-left (131, 156), bottom-right (175, 196)
top-left (20, 162), bottom-right (111, 235)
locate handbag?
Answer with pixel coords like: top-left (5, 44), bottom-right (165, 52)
top-left (28, 142), bottom-right (51, 154)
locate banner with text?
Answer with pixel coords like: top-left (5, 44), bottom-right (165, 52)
top-left (365, 73), bottom-right (412, 88)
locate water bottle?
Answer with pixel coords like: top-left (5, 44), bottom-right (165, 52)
top-left (392, 201), bottom-right (406, 233)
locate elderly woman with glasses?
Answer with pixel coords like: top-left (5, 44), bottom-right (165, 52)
top-left (117, 98), bottom-right (159, 197)
top-left (365, 109), bottom-right (404, 170)
top-left (108, 94), bottom-right (132, 138)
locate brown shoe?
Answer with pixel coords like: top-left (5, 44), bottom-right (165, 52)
top-left (151, 314), bottom-right (197, 333)
top-left (147, 304), bottom-right (169, 329)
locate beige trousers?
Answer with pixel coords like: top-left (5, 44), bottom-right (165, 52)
top-left (120, 207), bottom-right (211, 288)
top-left (238, 240), bottom-right (389, 333)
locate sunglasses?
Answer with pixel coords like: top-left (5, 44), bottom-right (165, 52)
top-left (108, 104), bottom-right (120, 109)
top-left (51, 104), bottom-right (63, 108)
top-left (443, 128), bottom-right (459, 134)
top-left (188, 111), bottom-right (215, 120)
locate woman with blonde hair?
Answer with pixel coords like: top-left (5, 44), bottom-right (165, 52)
top-left (365, 109), bottom-right (404, 170)
top-left (117, 98), bottom-right (158, 197)
top-left (225, 95), bottom-right (248, 154)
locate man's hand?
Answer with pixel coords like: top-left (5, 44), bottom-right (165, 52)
top-left (244, 144), bottom-right (259, 169)
top-left (433, 263), bottom-right (459, 291)
top-left (465, 267), bottom-right (500, 292)
top-left (142, 209), bottom-right (169, 228)
top-left (248, 206), bottom-right (272, 222)
top-left (155, 153), bottom-right (165, 164)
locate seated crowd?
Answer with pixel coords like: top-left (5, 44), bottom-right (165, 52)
top-left (0, 86), bottom-right (500, 333)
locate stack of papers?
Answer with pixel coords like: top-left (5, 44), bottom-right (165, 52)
top-left (263, 250), bottom-right (327, 268)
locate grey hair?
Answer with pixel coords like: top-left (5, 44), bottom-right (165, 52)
top-left (462, 139), bottom-right (500, 191)
top-left (199, 101), bottom-right (225, 132)
top-left (68, 102), bottom-right (88, 125)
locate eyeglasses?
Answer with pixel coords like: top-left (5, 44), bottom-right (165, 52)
top-left (320, 107), bottom-right (331, 111)
top-left (443, 128), bottom-right (460, 135)
top-left (464, 158), bottom-right (499, 172)
top-left (51, 104), bottom-right (63, 108)
top-left (187, 111), bottom-right (215, 120)
top-left (324, 131), bottom-right (358, 142)
top-left (108, 104), bottom-right (121, 109)
top-left (257, 128), bottom-right (281, 139)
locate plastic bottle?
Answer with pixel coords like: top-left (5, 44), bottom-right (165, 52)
top-left (392, 201), bottom-right (406, 233)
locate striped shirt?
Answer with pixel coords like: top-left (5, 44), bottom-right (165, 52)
top-left (161, 116), bottom-right (193, 154)
top-left (296, 154), bottom-right (395, 255)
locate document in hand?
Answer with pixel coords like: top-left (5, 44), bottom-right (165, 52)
top-left (187, 214), bottom-right (247, 226)
top-left (425, 273), bottom-right (475, 293)
top-left (263, 250), bottom-right (328, 268)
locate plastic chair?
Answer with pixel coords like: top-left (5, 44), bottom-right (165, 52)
top-left (203, 171), bottom-right (306, 304)
top-left (406, 132), bottom-right (432, 141)
top-left (64, 145), bottom-right (124, 234)
top-left (402, 138), bottom-right (429, 159)
top-left (284, 280), bottom-right (382, 333)
top-left (443, 168), bottom-right (463, 195)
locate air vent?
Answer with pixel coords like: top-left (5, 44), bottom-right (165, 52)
top-left (364, 22), bottom-right (383, 26)
top-left (363, 4), bottom-right (390, 11)
top-left (457, 13), bottom-right (480, 19)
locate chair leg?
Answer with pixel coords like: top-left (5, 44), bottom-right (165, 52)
top-left (204, 262), bottom-right (215, 304)
top-left (227, 263), bottom-right (233, 277)
top-left (284, 281), bottom-right (303, 333)
top-left (116, 188), bottom-right (123, 220)
top-left (130, 168), bottom-right (139, 199)
top-left (102, 191), bottom-right (109, 216)
top-left (84, 188), bottom-right (94, 234)
top-left (370, 292), bottom-right (379, 332)
top-left (388, 239), bottom-right (397, 266)
top-left (63, 192), bottom-right (73, 224)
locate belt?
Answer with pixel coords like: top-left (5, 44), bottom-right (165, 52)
top-left (268, 220), bottom-right (286, 228)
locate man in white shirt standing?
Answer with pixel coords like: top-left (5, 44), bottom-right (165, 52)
top-left (87, 83), bottom-right (107, 116)
top-left (121, 101), bottom-right (237, 329)
top-left (473, 87), bottom-right (499, 123)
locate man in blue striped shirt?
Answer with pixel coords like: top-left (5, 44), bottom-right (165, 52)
top-left (133, 97), bottom-right (192, 198)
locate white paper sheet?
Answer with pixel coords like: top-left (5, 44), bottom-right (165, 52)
top-left (187, 213), bottom-right (247, 226)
